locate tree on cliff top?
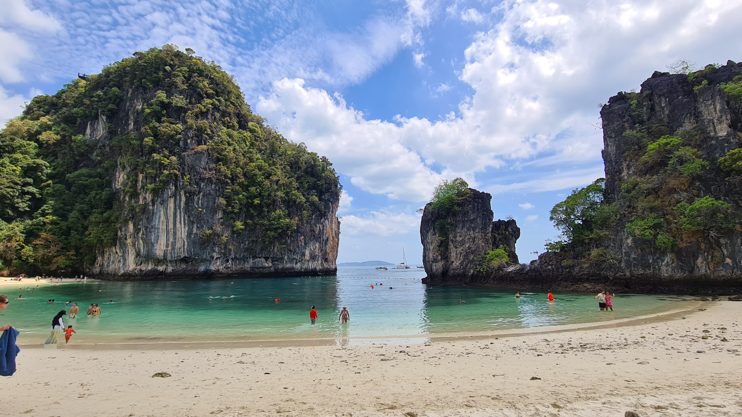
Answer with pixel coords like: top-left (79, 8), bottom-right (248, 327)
top-left (430, 178), bottom-right (470, 212)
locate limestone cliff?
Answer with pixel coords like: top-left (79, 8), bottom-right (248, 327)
top-left (597, 61), bottom-right (742, 282)
top-left (0, 46), bottom-right (340, 278)
top-left (420, 188), bottom-right (519, 284)
top-left (419, 62), bottom-right (742, 293)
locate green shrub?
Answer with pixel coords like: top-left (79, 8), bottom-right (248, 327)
top-left (720, 75), bottom-right (742, 101)
top-left (430, 178), bottom-right (470, 212)
top-left (718, 148), bottom-right (742, 173)
top-left (549, 178), bottom-right (605, 244)
top-left (626, 215), bottom-right (663, 240)
top-left (678, 196), bottom-right (735, 233)
top-left (640, 135), bottom-right (683, 166)
top-left (481, 247), bottom-right (510, 270)
top-left (669, 146), bottom-right (709, 177)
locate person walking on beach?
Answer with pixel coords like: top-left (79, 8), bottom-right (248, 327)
top-left (0, 295), bottom-right (11, 332)
top-left (309, 306), bottom-right (318, 324)
top-left (339, 306), bottom-right (350, 324)
top-left (64, 325), bottom-right (76, 344)
top-left (605, 291), bottom-right (614, 311)
top-left (595, 291), bottom-right (607, 311)
top-left (547, 290), bottom-right (555, 302)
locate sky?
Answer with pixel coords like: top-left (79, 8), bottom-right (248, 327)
top-left (1, 0), bottom-right (741, 265)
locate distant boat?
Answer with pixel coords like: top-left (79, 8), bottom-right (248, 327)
top-left (375, 266), bottom-right (388, 270)
top-left (394, 248), bottom-right (411, 269)
top-left (416, 265), bottom-right (424, 269)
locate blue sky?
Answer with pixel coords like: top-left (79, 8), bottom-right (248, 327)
top-left (2, 0), bottom-right (742, 264)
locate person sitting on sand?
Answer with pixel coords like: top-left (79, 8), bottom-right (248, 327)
top-left (69, 303), bottom-right (79, 319)
top-left (595, 291), bottom-right (607, 311)
top-left (605, 291), bottom-right (614, 311)
top-left (339, 307), bottom-right (350, 324)
top-left (0, 295), bottom-right (11, 333)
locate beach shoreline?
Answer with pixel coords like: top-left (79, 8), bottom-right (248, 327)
top-left (15, 300), bottom-right (706, 350)
top-left (4, 301), bottom-right (741, 416)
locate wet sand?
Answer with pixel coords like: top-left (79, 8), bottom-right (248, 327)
top-left (3, 301), bottom-right (741, 416)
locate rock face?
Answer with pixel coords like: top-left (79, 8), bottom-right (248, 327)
top-left (88, 52), bottom-right (340, 278)
top-left (5, 46), bottom-right (340, 278)
top-left (599, 61), bottom-right (742, 282)
top-left (419, 61), bottom-right (742, 293)
top-left (420, 189), bottom-right (519, 284)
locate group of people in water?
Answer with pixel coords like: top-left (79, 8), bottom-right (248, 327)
top-left (512, 289), bottom-right (616, 311)
top-left (308, 305), bottom-right (350, 325)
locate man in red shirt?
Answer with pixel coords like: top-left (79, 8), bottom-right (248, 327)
top-left (309, 306), bottom-right (318, 324)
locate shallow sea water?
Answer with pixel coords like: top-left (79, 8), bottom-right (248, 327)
top-left (0, 266), bottom-right (693, 344)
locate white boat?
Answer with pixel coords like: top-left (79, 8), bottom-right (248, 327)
top-left (394, 248), bottom-right (411, 269)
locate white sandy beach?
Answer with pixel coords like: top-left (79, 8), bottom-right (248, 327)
top-left (3, 301), bottom-right (742, 417)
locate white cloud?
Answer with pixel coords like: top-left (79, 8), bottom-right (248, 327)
top-left (0, 31), bottom-right (32, 83)
top-left (341, 210), bottom-right (421, 237)
top-left (435, 83), bottom-right (451, 93)
top-left (526, 214), bottom-right (539, 223)
top-left (257, 78), bottom-right (442, 201)
top-left (461, 8), bottom-right (484, 24)
top-left (413, 51), bottom-right (426, 68)
top-left (259, 0), bottom-right (742, 203)
top-left (518, 202), bottom-right (535, 210)
top-left (0, 86), bottom-right (30, 125)
top-left (486, 166), bottom-right (604, 195)
top-left (338, 190), bottom-right (353, 214)
top-left (0, 0), bottom-right (61, 84)
top-left (0, 0), bottom-right (62, 33)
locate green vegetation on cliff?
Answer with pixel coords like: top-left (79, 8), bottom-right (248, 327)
top-left (547, 64), bottom-right (741, 271)
top-left (0, 45), bottom-right (339, 275)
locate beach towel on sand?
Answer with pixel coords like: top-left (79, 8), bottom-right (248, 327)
top-left (0, 327), bottom-right (20, 376)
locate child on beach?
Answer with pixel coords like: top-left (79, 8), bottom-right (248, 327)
top-left (605, 291), bottom-right (614, 311)
top-left (64, 325), bottom-right (76, 344)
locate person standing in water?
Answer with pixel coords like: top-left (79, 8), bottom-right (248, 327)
top-left (69, 303), bottom-right (79, 319)
top-left (309, 306), bottom-right (318, 324)
top-left (45, 310), bottom-right (66, 346)
top-left (547, 290), bottom-right (555, 302)
top-left (595, 291), bottom-right (607, 311)
top-left (605, 291), bottom-right (614, 311)
top-left (339, 307), bottom-right (350, 324)
top-left (0, 295), bottom-right (11, 332)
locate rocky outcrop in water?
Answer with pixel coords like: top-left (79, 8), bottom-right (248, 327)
top-left (420, 188), bottom-right (519, 284)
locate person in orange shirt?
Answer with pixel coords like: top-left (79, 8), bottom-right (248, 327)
top-left (547, 290), bottom-right (555, 302)
top-left (309, 306), bottom-right (318, 324)
top-left (64, 325), bottom-right (76, 344)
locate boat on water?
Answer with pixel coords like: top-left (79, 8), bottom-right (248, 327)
top-left (394, 248), bottom-right (411, 269)
top-left (375, 266), bottom-right (388, 270)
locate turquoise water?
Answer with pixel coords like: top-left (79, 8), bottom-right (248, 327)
top-left (0, 267), bottom-right (692, 344)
